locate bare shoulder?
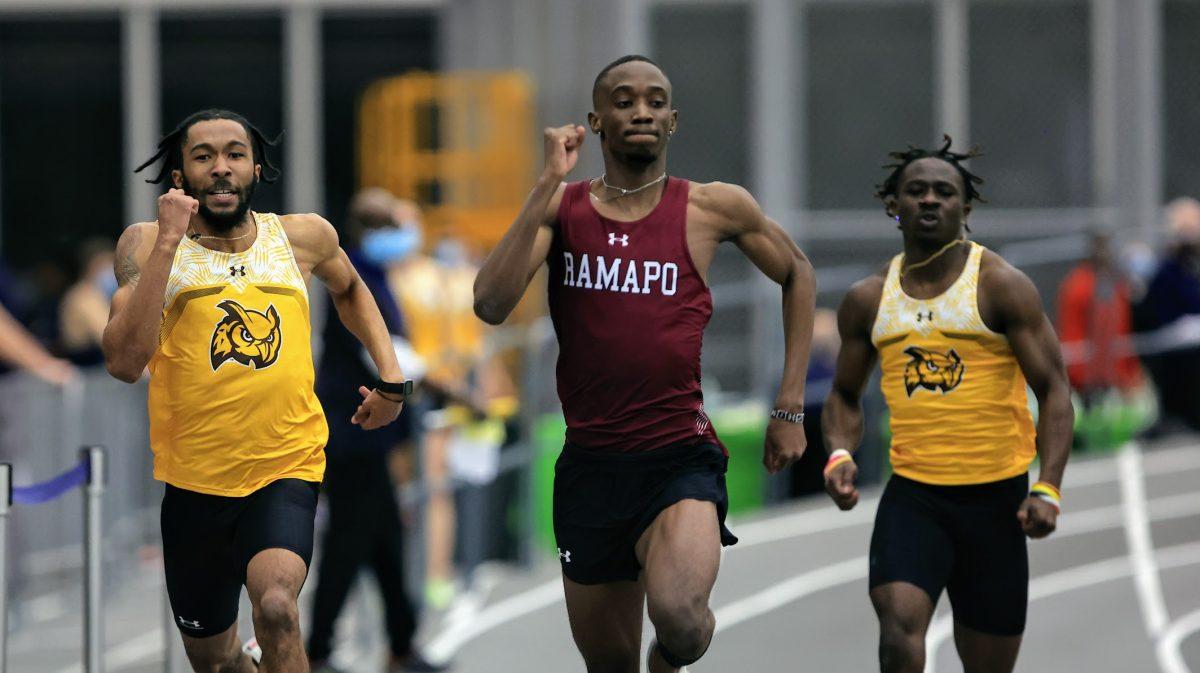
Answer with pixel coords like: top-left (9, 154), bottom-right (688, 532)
top-left (688, 181), bottom-right (762, 238)
top-left (838, 268), bottom-right (888, 336)
top-left (114, 222), bottom-right (158, 284)
top-left (689, 181), bottom-right (759, 218)
top-left (979, 248), bottom-right (1039, 301)
top-left (279, 213), bottom-right (339, 262)
top-left (978, 248), bottom-right (1043, 329)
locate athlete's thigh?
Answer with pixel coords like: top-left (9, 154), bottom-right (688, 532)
top-left (636, 498), bottom-right (721, 609)
top-left (945, 476), bottom-right (1028, 637)
top-left (952, 621), bottom-right (1021, 673)
top-left (161, 485), bottom-right (243, 639)
top-left (563, 576), bottom-right (645, 672)
top-left (235, 478), bottom-right (320, 583)
top-left (869, 476), bottom-right (955, 608)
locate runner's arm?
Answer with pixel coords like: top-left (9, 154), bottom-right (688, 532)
top-left (984, 263), bottom-right (1073, 490)
top-left (820, 278), bottom-right (883, 510)
top-left (103, 191), bottom-right (196, 382)
top-left (706, 184), bottom-right (816, 471)
top-left (822, 278), bottom-right (881, 458)
top-left (474, 125), bottom-right (582, 325)
top-left (302, 214), bottom-right (403, 385)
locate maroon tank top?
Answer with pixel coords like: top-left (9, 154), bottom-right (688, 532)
top-left (547, 177), bottom-right (723, 453)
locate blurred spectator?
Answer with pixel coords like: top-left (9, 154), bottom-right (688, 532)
top-left (1057, 230), bottom-right (1141, 406)
top-left (387, 203), bottom-right (513, 609)
top-left (307, 188), bottom-right (445, 673)
top-left (789, 308), bottom-right (839, 497)
top-left (58, 238), bottom-right (116, 366)
top-left (0, 259), bottom-right (76, 385)
top-left (0, 301), bottom-right (76, 385)
top-left (1137, 198), bottom-right (1200, 432)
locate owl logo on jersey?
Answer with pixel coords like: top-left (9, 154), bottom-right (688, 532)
top-left (903, 345), bottom-right (964, 396)
top-left (210, 299), bottom-right (282, 371)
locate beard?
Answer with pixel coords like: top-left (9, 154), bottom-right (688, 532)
top-left (181, 175), bottom-right (257, 232)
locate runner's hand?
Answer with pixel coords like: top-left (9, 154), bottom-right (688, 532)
top-left (824, 461), bottom-right (859, 511)
top-left (763, 419), bottom-right (806, 474)
top-left (1017, 496), bottom-right (1058, 539)
top-left (543, 124), bottom-right (586, 180)
top-left (352, 386), bottom-right (403, 430)
top-left (156, 188), bottom-right (199, 244)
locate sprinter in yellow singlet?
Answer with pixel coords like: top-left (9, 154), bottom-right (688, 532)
top-left (822, 138), bottom-right (1073, 673)
top-left (103, 110), bottom-right (412, 673)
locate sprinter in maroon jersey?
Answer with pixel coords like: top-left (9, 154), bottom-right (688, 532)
top-left (473, 55), bottom-right (815, 673)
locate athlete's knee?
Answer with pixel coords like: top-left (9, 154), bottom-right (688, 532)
top-left (253, 588), bottom-right (299, 636)
top-left (647, 596), bottom-right (713, 665)
top-left (878, 621), bottom-right (925, 673)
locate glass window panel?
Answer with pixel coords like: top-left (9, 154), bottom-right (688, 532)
top-left (968, 1), bottom-right (1091, 207)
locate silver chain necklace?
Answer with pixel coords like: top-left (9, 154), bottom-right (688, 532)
top-left (596, 172), bottom-right (667, 199)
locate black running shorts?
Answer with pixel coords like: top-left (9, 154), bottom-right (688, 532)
top-left (869, 472), bottom-right (1029, 635)
top-left (552, 441), bottom-right (738, 585)
top-left (161, 478), bottom-right (319, 637)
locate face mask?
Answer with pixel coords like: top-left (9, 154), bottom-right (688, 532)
top-left (361, 227), bottom-right (422, 265)
top-left (433, 239), bottom-right (469, 267)
top-left (95, 270), bottom-right (118, 299)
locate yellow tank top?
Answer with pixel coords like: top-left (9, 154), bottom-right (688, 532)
top-left (148, 212), bottom-right (327, 496)
top-left (871, 242), bottom-right (1036, 485)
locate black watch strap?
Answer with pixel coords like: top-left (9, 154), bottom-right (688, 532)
top-left (374, 379), bottom-right (414, 398)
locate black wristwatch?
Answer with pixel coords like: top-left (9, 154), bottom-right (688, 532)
top-left (374, 378), bottom-right (415, 402)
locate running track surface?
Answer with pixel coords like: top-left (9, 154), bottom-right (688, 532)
top-left (11, 435), bottom-right (1200, 672)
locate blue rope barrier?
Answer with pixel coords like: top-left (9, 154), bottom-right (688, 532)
top-left (11, 459), bottom-right (89, 505)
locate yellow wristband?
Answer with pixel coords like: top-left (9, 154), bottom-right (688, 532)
top-left (1031, 481), bottom-right (1061, 501)
top-left (823, 450), bottom-right (854, 478)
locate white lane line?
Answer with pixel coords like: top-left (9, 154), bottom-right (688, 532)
top-left (1158, 607), bottom-right (1200, 673)
top-left (927, 540), bottom-right (1200, 673)
top-left (424, 579), bottom-right (564, 664)
top-left (421, 444), bottom-right (1200, 659)
top-left (1120, 442), bottom-right (1171, 637)
top-left (713, 557), bottom-right (866, 633)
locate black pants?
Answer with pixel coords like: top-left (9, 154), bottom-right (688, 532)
top-left (307, 449), bottom-right (417, 661)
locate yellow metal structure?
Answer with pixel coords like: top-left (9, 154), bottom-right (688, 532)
top-left (358, 71), bottom-right (535, 250)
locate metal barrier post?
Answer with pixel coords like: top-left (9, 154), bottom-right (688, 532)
top-left (83, 447), bottom-right (105, 673)
top-left (0, 463), bottom-right (10, 673)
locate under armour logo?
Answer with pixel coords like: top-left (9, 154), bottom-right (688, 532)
top-left (558, 547), bottom-right (572, 563)
top-left (608, 233), bottom-right (629, 247)
top-left (177, 616), bottom-right (202, 629)
top-left (229, 265), bottom-right (246, 277)
top-left (916, 311), bottom-right (933, 322)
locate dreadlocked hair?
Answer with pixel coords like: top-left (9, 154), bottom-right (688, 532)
top-left (875, 134), bottom-right (985, 204)
top-left (134, 109), bottom-right (282, 186)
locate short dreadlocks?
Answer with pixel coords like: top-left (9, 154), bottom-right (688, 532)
top-left (875, 134), bottom-right (985, 204)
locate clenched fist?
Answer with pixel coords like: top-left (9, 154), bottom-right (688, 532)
top-left (156, 188), bottom-right (199, 243)
top-left (543, 125), bottom-right (586, 182)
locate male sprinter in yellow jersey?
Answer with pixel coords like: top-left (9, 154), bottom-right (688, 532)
top-left (103, 110), bottom-right (411, 673)
top-left (822, 138), bottom-right (1073, 673)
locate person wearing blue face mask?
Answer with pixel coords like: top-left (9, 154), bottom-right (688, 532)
top-left (307, 188), bottom-right (447, 673)
top-left (59, 238), bottom-right (118, 367)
